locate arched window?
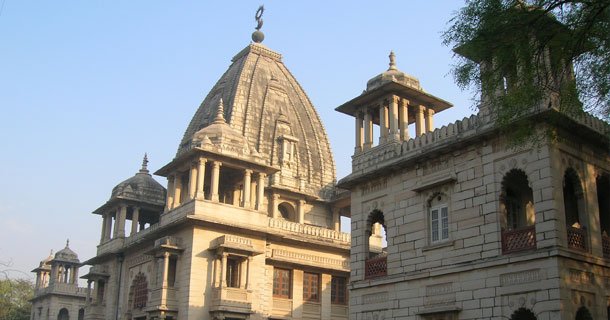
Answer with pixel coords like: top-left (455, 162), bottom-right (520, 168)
top-left (129, 272), bottom-right (148, 309)
top-left (575, 306), bottom-right (593, 320)
top-left (500, 170), bottom-right (536, 253)
top-left (510, 307), bottom-right (537, 320)
top-left (278, 202), bottom-right (296, 222)
top-left (57, 308), bottom-right (69, 320)
top-left (365, 210), bottom-right (387, 278)
top-left (428, 193), bottom-right (450, 244)
top-left (597, 173), bottom-right (610, 258)
top-left (564, 168), bottom-right (588, 251)
top-left (77, 309), bottom-right (84, 320)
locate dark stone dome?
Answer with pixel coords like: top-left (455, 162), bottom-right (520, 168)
top-left (53, 241), bottom-right (79, 263)
top-left (110, 155), bottom-right (166, 206)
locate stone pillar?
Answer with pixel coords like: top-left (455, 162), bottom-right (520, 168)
top-left (165, 175), bottom-right (175, 212)
top-left (355, 114), bottom-right (363, 153)
top-left (173, 174), bottom-right (182, 208)
top-left (220, 252), bottom-right (227, 288)
top-left (256, 173), bottom-right (266, 211)
top-left (243, 170), bottom-right (252, 208)
top-left (399, 98), bottom-right (410, 141)
top-left (320, 274), bottom-right (332, 319)
top-left (105, 213), bottom-right (113, 240)
top-left (292, 270), bottom-right (304, 319)
top-left (117, 205), bottom-right (127, 237)
top-left (160, 252), bottom-right (170, 308)
top-left (379, 102), bottom-right (388, 143)
top-left (363, 109), bottom-right (373, 150)
top-left (389, 96), bottom-right (399, 140)
top-left (425, 108), bottom-right (435, 132)
top-left (210, 161), bottom-right (222, 202)
top-left (298, 200), bottom-right (305, 224)
top-left (245, 256), bottom-right (252, 290)
top-left (100, 214), bottom-right (108, 243)
top-left (332, 208), bottom-right (341, 232)
top-left (86, 280), bottom-right (92, 305)
top-left (196, 158), bottom-right (207, 199)
top-left (131, 207), bottom-right (140, 236)
top-left (213, 257), bottom-right (219, 287)
top-left (415, 105), bottom-right (426, 137)
top-left (271, 193), bottom-right (280, 218)
top-left (188, 162), bottom-right (197, 200)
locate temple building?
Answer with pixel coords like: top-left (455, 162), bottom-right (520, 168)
top-left (71, 14), bottom-right (350, 320)
top-left (336, 8), bottom-right (610, 320)
top-left (31, 242), bottom-right (87, 320)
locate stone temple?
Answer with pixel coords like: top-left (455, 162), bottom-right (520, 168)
top-left (31, 6), bottom-right (610, 320)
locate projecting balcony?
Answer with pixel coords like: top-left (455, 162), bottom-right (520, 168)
top-left (148, 286), bottom-right (178, 311)
top-left (567, 226), bottom-right (588, 252)
top-left (210, 287), bottom-right (252, 314)
top-left (364, 254), bottom-right (387, 279)
top-left (501, 226), bottom-right (536, 254)
top-left (272, 298), bottom-right (293, 318)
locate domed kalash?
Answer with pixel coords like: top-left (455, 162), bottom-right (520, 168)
top-left (78, 7), bottom-right (351, 320)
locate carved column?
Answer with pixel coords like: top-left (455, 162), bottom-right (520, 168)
top-left (173, 174), bottom-right (182, 209)
top-left (355, 114), bottom-right (363, 153)
top-left (105, 213), bottom-right (113, 240)
top-left (363, 109), bottom-right (373, 150)
top-left (332, 207), bottom-right (341, 232)
top-left (131, 207), bottom-right (140, 236)
top-left (188, 162), bottom-right (197, 200)
top-left (415, 105), bottom-right (426, 137)
top-left (256, 173), bottom-right (266, 211)
top-left (245, 256), bottom-right (252, 290)
top-left (425, 108), bottom-right (435, 132)
top-left (196, 158), bottom-right (207, 199)
top-left (389, 96), bottom-right (399, 140)
top-left (160, 252), bottom-right (170, 308)
top-left (399, 98), bottom-right (410, 141)
top-left (210, 161), bottom-right (222, 202)
top-left (165, 175), bottom-right (175, 212)
top-left (298, 200), bottom-right (306, 224)
top-left (271, 193), bottom-right (280, 218)
top-left (100, 214), bottom-right (108, 243)
top-left (379, 102), bottom-right (388, 143)
top-left (243, 170), bottom-right (252, 208)
top-left (220, 252), bottom-right (227, 288)
top-left (86, 280), bottom-right (92, 305)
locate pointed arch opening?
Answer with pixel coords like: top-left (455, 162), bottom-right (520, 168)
top-left (57, 308), bottom-right (69, 320)
top-left (510, 307), bottom-right (537, 320)
top-left (575, 306), bottom-right (593, 320)
top-left (500, 169), bottom-right (536, 253)
top-left (365, 210), bottom-right (387, 278)
top-left (564, 168), bottom-right (588, 252)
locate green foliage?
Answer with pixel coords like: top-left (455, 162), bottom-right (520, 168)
top-left (0, 278), bottom-right (34, 320)
top-left (444, 0), bottom-right (610, 125)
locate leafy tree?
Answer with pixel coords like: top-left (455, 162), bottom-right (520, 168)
top-left (443, 0), bottom-right (610, 129)
top-left (0, 278), bottom-right (33, 320)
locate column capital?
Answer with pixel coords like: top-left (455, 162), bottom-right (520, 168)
top-left (244, 169), bottom-right (253, 175)
top-left (198, 157), bottom-right (208, 164)
top-left (391, 94), bottom-right (401, 104)
top-left (426, 108), bottom-right (435, 116)
top-left (416, 105), bottom-right (426, 113)
top-left (212, 161), bottom-right (222, 167)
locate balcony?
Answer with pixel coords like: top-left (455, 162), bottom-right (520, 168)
top-left (603, 234), bottom-right (610, 259)
top-left (365, 254), bottom-right (387, 279)
top-left (272, 298), bottom-right (292, 318)
top-left (501, 226), bottom-right (536, 254)
top-left (567, 226), bottom-right (588, 252)
top-left (148, 286), bottom-right (178, 311)
top-left (268, 218), bottom-right (350, 243)
top-left (210, 287), bottom-right (252, 314)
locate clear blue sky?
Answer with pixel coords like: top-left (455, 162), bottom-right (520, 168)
top-left (0, 1), bottom-right (475, 280)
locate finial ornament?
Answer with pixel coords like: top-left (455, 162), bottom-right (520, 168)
top-left (214, 99), bottom-right (226, 124)
top-left (388, 50), bottom-right (397, 71)
top-left (252, 5), bottom-right (265, 43)
top-left (140, 153), bottom-right (149, 173)
top-left (66, 239), bottom-right (70, 247)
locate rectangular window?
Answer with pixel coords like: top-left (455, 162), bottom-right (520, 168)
top-left (331, 276), bottom-right (347, 305)
top-left (226, 257), bottom-right (240, 288)
top-left (167, 256), bottom-right (177, 287)
top-left (430, 205), bottom-right (449, 243)
top-left (273, 268), bottom-right (291, 298)
top-left (303, 272), bottom-right (319, 302)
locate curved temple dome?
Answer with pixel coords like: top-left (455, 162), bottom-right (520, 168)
top-left (178, 42), bottom-right (336, 198)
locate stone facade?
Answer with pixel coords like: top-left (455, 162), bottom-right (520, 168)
top-left (336, 23), bottom-right (610, 320)
top-left (72, 30), bottom-right (350, 320)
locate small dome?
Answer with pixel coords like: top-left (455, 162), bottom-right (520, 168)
top-left (53, 240), bottom-right (79, 263)
top-left (366, 51), bottom-right (422, 92)
top-left (110, 155), bottom-right (166, 206)
top-left (38, 250), bottom-right (53, 269)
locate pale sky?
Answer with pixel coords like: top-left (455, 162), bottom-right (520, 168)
top-left (0, 1), bottom-right (476, 280)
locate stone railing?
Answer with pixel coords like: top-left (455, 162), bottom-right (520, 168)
top-left (210, 287), bottom-right (252, 313)
top-left (501, 226), bottom-right (537, 254)
top-left (271, 249), bottom-right (349, 270)
top-left (213, 234), bottom-right (253, 248)
top-left (567, 226), bottom-right (588, 252)
top-left (154, 236), bottom-right (181, 248)
top-left (97, 238), bottom-right (125, 255)
top-left (124, 223), bottom-right (160, 247)
top-left (364, 254), bottom-right (387, 279)
top-left (272, 298), bottom-right (293, 318)
top-left (149, 286), bottom-right (178, 310)
top-left (268, 218), bottom-right (350, 243)
top-left (36, 283), bottom-right (87, 296)
top-left (353, 114), bottom-right (481, 172)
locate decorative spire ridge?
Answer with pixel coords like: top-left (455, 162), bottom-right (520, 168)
top-left (388, 50), bottom-right (397, 71)
top-left (213, 99), bottom-right (226, 124)
top-left (65, 239), bottom-right (70, 248)
top-left (252, 5), bottom-right (265, 43)
top-left (139, 153), bottom-right (149, 174)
